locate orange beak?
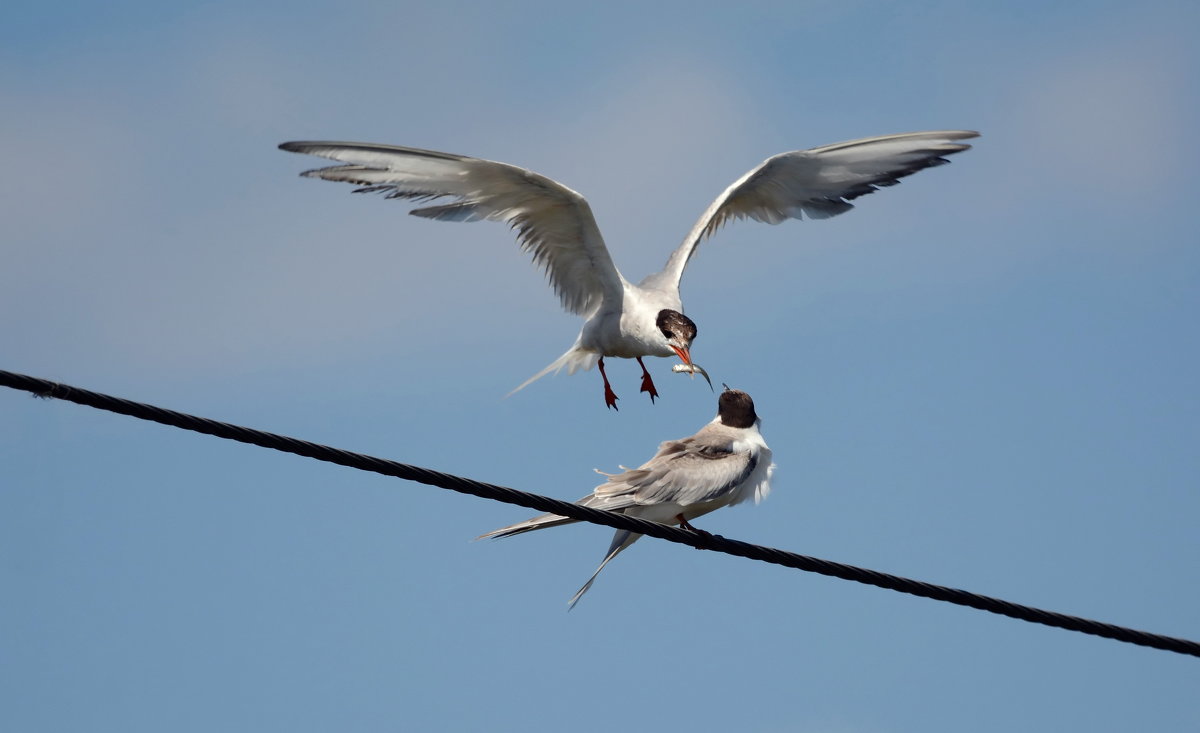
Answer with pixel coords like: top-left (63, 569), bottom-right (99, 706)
top-left (671, 345), bottom-right (692, 365)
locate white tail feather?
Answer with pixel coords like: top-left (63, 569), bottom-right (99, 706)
top-left (506, 341), bottom-right (599, 397)
top-left (568, 530), bottom-right (641, 610)
top-left (475, 513), bottom-right (576, 540)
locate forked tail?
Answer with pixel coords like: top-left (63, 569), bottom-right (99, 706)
top-left (568, 529), bottom-right (641, 610)
top-left (475, 512), bottom-right (578, 540)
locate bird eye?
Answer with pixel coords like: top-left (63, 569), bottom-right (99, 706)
top-left (663, 330), bottom-right (675, 339)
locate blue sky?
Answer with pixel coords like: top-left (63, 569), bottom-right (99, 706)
top-left (3, 1), bottom-right (1198, 731)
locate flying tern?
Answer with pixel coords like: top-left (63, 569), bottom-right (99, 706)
top-left (280, 130), bottom-right (977, 408)
top-left (478, 387), bottom-right (774, 608)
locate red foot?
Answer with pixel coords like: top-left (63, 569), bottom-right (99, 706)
top-left (598, 356), bottom-right (619, 410)
top-left (603, 383), bottom-right (619, 410)
top-left (636, 357), bottom-right (659, 403)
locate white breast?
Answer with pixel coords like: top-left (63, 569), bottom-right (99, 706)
top-left (729, 424), bottom-right (775, 506)
top-left (580, 283), bottom-right (681, 358)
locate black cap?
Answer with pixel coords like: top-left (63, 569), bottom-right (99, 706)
top-left (656, 309), bottom-right (697, 343)
top-left (718, 389), bottom-right (757, 428)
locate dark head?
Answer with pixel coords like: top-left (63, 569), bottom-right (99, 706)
top-left (656, 309), bottom-right (697, 364)
top-left (717, 388), bottom-right (757, 429)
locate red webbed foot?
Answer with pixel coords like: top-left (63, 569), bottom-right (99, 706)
top-left (636, 356), bottom-right (659, 403)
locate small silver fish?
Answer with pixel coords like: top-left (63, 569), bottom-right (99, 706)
top-left (672, 362), bottom-right (714, 391)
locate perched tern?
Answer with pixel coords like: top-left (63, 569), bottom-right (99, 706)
top-left (280, 130), bottom-right (977, 408)
top-left (477, 387), bottom-right (774, 608)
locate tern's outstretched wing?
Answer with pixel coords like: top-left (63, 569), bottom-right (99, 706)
top-left (281, 141), bottom-right (627, 316)
top-left (646, 130), bottom-right (978, 293)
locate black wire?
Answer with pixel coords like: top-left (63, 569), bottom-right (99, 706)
top-left (3, 368), bottom-right (1197, 658)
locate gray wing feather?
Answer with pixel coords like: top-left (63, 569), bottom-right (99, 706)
top-left (475, 492), bottom-right (592, 540)
top-left (593, 426), bottom-right (756, 507)
top-left (652, 130), bottom-right (979, 290)
top-left (474, 486), bottom-right (644, 541)
top-left (280, 141), bottom-right (627, 316)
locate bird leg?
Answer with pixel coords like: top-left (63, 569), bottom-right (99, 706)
top-left (676, 513), bottom-right (720, 548)
top-left (636, 356), bottom-right (659, 403)
top-left (676, 514), bottom-right (706, 534)
top-left (598, 356), bottom-right (619, 410)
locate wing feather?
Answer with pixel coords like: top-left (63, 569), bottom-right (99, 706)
top-left (650, 130), bottom-right (978, 291)
top-left (280, 141), bottom-right (627, 316)
top-left (592, 431), bottom-right (757, 508)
